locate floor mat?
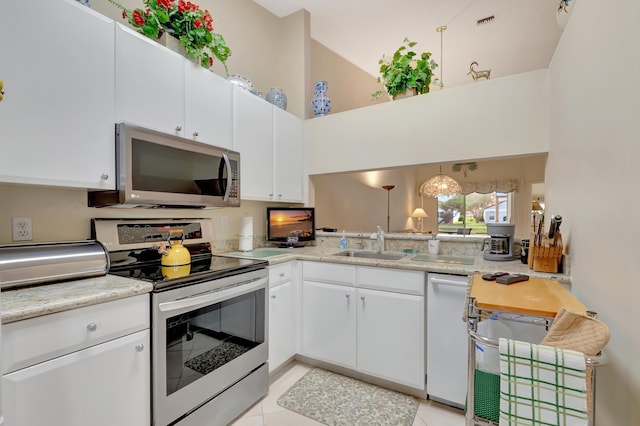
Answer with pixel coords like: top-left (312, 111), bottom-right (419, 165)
top-left (277, 368), bottom-right (419, 425)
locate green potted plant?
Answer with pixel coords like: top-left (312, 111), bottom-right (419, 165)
top-left (108, 0), bottom-right (231, 74)
top-left (372, 38), bottom-right (438, 100)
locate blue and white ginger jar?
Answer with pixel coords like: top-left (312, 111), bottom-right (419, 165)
top-left (266, 88), bottom-right (287, 110)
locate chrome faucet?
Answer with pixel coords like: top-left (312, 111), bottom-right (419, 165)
top-left (375, 225), bottom-right (385, 253)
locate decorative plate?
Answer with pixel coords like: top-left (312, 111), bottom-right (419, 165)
top-left (226, 74), bottom-right (253, 91)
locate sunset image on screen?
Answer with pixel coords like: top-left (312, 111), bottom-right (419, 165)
top-left (269, 210), bottom-right (313, 239)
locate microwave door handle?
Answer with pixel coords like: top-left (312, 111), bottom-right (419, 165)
top-left (222, 153), bottom-right (231, 201)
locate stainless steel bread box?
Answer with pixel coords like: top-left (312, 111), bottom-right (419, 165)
top-left (0, 241), bottom-right (109, 289)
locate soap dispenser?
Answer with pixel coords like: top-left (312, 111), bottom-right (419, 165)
top-left (340, 230), bottom-right (347, 249)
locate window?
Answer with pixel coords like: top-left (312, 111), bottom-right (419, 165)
top-left (437, 192), bottom-right (511, 234)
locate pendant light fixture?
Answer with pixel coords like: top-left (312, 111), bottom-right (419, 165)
top-left (420, 166), bottom-right (461, 198)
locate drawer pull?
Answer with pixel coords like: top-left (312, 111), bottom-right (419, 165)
top-left (135, 344), bottom-right (145, 352)
top-left (87, 323), bottom-right (97, 332)
top-left (279, 272), bottom-right (285, 277)
top-left (271, 294), bottom-right (277, 299)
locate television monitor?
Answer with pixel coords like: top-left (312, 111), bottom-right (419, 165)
top-left (266, 207), bottom-right (315, 247)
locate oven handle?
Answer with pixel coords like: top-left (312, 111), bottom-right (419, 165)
top-left (158, 275), bottom-right (268, 313)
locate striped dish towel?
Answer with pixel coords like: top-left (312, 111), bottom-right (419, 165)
top-left (499, 338), bottom-right (588, 426)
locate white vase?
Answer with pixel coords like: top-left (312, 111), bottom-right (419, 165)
top-left (556, 0), bottom-right (576, 30)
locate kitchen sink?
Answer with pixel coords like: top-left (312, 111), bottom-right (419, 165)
top-left (411, 254), bottom-right (475, 265)
top-left (332, 251), bottom-right (406, 260)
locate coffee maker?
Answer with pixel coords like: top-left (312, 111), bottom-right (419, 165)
top-left (482, 223), bottom-right (516, 261)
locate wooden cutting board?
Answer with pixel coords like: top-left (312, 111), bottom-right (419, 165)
top-left (470, 273), bottom-right (586, 317)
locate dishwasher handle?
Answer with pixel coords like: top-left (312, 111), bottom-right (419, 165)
top-left (429, 277), bottom-right (468, 288)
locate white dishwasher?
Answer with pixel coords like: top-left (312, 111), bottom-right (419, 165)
top-left (426, 273), bottom-right (468, 408)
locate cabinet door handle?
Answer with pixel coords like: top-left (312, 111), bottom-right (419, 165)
top-left (345, 293), bottom-right (350, 299)
top-left (175, 125), bottom-right (182, 133)
top-left (135, 344), bottom-right (144, 352)
top-left (192, 131), bottom-right (199, 137)
top-left (87, 323), bottom-right (97, 332)
top-left (100, 173), bottom-right (109, 181)
top-left (271, 294), bottom-right (277, 299)
top-left (360, 296), bottom-right (366, 301)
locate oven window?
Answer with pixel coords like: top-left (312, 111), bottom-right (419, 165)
top-left (165, 288), bottom-right (265, 395)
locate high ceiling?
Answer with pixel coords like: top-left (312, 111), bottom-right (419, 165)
top-left (253, 0), bottom-right (564, 89)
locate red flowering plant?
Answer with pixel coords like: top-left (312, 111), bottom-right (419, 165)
top-left (108, 0), bottom-right (230, 73)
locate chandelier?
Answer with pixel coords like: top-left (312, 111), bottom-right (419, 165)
top-left (420, 166), bottom-right (461, 197)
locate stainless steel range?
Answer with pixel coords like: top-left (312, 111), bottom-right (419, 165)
top-left (93, 218), bottom-right (268, 426)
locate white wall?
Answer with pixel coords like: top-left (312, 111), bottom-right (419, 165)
top-left (305, 69), bottom-right (550, 175)
top-left (312, 167), bottom-right (418, 233)
top-left (547, 0), bottom-right (640, 424)
top-left (0, 183), bottom-right (271, 247)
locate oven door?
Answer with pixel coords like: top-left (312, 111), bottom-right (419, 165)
top-left (152, 270), bottom-right (267, 426)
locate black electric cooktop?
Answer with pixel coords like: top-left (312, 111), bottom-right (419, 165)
top-left (108, 246), bottom-right (268, 291)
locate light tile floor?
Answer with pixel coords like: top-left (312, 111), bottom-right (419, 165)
top-left (231, 361), bottom-right (466, 426)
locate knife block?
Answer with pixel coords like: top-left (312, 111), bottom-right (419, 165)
top-left (529, 232), bottom-right (563, 273)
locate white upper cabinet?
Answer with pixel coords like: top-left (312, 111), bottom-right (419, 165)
top-left (116, 25), bottom-right (234, 148)
top-left (0, 0), bottom-right (115, 189)
top-left (273, 108), bottom-right (304, 202)
top-left (184, 63), bottom-right (233, 148)
top-left (115, 24), bottom-right (185, 136)
top-left (233, 87), bottom-right (274, 201)
top-left (0, 3), bottom-right (303, 192)
top-left (233, 88), bottom-right (304, 203)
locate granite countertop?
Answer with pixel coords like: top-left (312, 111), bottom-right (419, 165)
top-left (1, 275), bottom-right (152, 324)
top-left (221, 246), bottom-right (570, 283)
top-left (1, 246), bottom-right (568, 324)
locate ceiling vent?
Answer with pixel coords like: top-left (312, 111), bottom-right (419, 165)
top-left (476, 15), bottom-right (495, 25)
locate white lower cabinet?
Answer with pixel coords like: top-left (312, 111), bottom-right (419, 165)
top-left (302, 280), bottom-right (357, 369)
top-left (3, 329), bottom-right (150, 426)
top-left (268, 262), bottom-right (298, 372)
top-left (2, 295), bottom-right (151, 425)
top-left (301, 262), bottom-right (425, 390)
top-left (357, 287), bottom-right (425, 389)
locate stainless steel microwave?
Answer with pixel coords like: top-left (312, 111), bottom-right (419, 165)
top-left (89, 123), bottom-right (240, 208)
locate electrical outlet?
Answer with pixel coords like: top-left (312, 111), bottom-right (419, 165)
top-left (12, 217), bottom-right (32, 241)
